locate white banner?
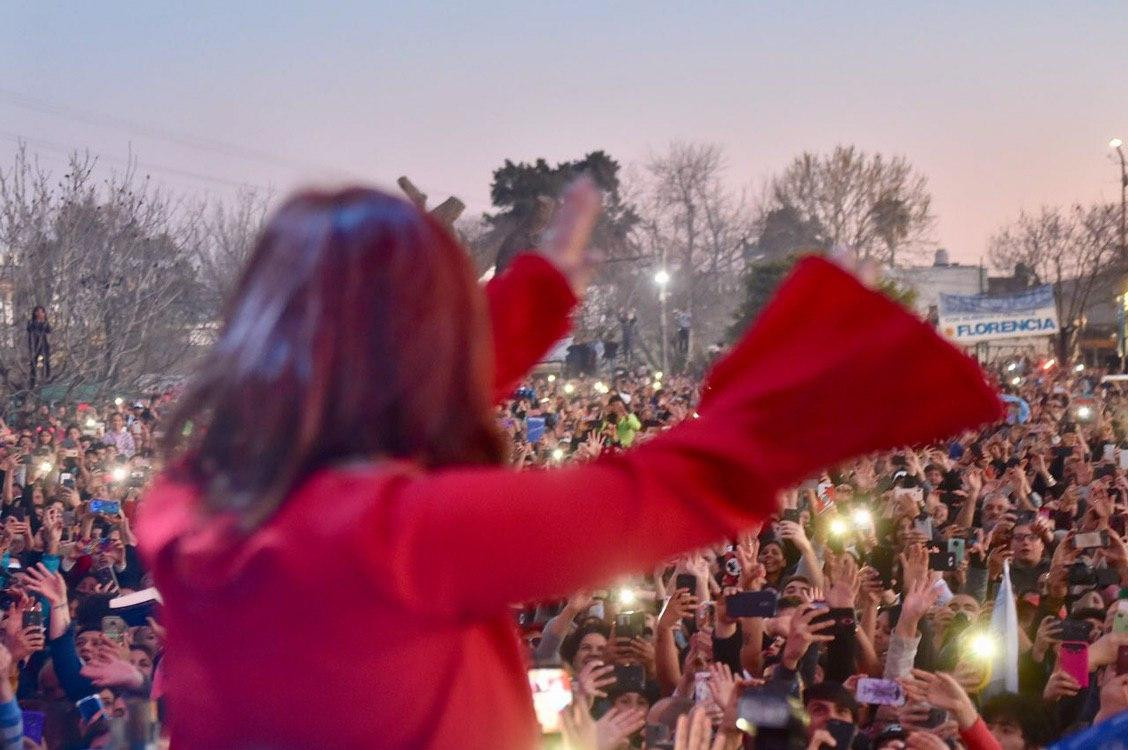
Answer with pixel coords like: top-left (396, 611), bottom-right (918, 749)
top-left (938, 285), bottom-right (1058, 344)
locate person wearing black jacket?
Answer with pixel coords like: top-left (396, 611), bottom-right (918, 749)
top-left (26, 306), bottom-right (50, 389)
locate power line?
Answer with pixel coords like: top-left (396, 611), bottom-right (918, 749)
top-left (0, 131), bottom-right (272, 192)
top-left (0, 87), bottom-right (353, 178)
top-left (0, 88), bottom-right (484, 209)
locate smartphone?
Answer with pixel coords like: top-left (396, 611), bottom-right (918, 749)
top-left (1015, 510), bottom-right (1036, 525)
top-left (1104, 444), bottom-right (1117, 462)
top-left (929, 550), bottom-right (957, 572)
top-left (811, 608), bottom-right (856, 641)
top-left (75, 694), bottom-right (105, 724)
top-left (868, 547), bottom-right (895, 588)
top-left (948, 538), bottom-right (966, 566)
top-left (1120, 449), bottom-right (1128, 470)
top-left (21, 608), bottom-right (43, 629)
top-left (725, 591), bottom-right (779, 618)
top-left (1059, 641), bottom-right (1090, 687)
top-left (1060, 619), bottom-right (1092, 642)
top-left (1073, 531), bottom-right (1110, 550)
top-left (912, 514), bottom-right (933, 539)
top-left (1117, 645), bottom-right (1128, 677)
top-left (694, 670), bottom-right (714, 706)
top-left (89, 498), bottom-right (121, 516)
top-left (101, 615), bottom-right (127, 647)
top-left (823, 719), bottom-right (856, 750)
top-left (527, 668), bottom-right (572, 735)
top-left (94, 562), bottom-right (118, 588)
top-left (674, 574), bottom-right (698, 597)
top-left (736, 684), bottom-right (795, 730)
top-left (613, 663), bottom-right (645, 694)
top-left (855, 677), bottom-right (906, 706)
top-left (20, 711), bottom-right (45, 746)
top-left (59, 472), bottom-right (75, 489)
top-left (696, 600), bottom-right (716, 631)
top-left (781, 508), bottom-right (801, 523)
top-left (615, 611), bottom-right (647, 640)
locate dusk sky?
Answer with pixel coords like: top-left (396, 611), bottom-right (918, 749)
top-left (5, 1), bottom-right (1127, 265)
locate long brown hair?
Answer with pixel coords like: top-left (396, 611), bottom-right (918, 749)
top-left (163, 188), bottom-right (506, 528)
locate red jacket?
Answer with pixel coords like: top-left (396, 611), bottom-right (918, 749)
top-left (138, 256), bottom-right (1001, 748)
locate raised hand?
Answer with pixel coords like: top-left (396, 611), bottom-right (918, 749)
top-left (539, 177), bottom-right (603, 294)
top-left (824, 553), bottom-right (859, 609)
top-left (1031, 616), bottom-right (1063, 663)
top-left (777, 521), bottom-right (811, 552)
top-left (1042, 669), bottom-right (1082, 701)
top-left (80, 648), bottom-right (145, 690)
top-left (8, 624), bottom-right (45, 662)
top-left (595, 706), bottom-right (646, 750)
top-left (657, 589), bottom-right (698, 631)
top-left (560, 700), bottom-right (596, 750)
top-left (672, 706), bottom-right (727, 750)
top-left (896, 575), bottom-right (940, 637)
top-left (20, 563), bottom-right (67, 607)
top-left (899, 544), bottom-right (928, 590)
top-left (707, 662), bottom-right (737, 710)
top-left (899, 669), bottom-right (978, 729)
top-left (781, 605), bottom-right (835, 670)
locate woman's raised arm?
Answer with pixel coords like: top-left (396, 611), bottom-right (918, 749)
top-left (363, 258), bottom-right (1003, 619)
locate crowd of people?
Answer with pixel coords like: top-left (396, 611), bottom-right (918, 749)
top-left (0, 351), bottom-right (1123, 748)
top-left (509, 357), bottom-right (1128, 750)
top-left (0, 396), bottom-right (167, 748)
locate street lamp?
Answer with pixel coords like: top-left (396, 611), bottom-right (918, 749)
top-left (654, 269), bottom-right (671, 375)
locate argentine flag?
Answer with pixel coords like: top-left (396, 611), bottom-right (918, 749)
top-left (983, 559), bottom-right (1019, 697)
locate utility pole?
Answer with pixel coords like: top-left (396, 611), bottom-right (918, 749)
top-left (1109, 140), bottom-right (1128, 370)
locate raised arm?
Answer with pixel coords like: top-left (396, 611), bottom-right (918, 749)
top-left (360, 258), bottom-right (1002, 619)
top-left (484, 255), bottom-right (577, 401)
top-left (484, 179), bottom-right (599, 401)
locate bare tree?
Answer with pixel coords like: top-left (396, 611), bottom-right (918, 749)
top-left (643, 142), bottom-right (753, 367)
top-left (0, 144), bottom-right (211, 397)
top-left (989, 203), bottom-right (1120, 362)
top-left (189, 187), bottom-right (270, 319)
top-left (769, 145), bottom-right (933, 265)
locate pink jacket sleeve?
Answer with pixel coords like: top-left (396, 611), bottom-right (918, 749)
top-left (372, 257), bottom-right (1002, 617)
top-left (484, 253), bottom-right (577, 402)
top-left (959, 717), bottom-right (1003, 750)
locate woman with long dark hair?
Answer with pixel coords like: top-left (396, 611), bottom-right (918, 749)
top-left (137, 180), bottom-right (1000, 748)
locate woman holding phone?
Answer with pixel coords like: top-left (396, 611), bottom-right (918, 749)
top-left (137, 179), bottom-right (1000, 748)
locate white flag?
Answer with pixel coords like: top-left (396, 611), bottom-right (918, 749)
top-left (984, 559), bottom-right (1019, 696)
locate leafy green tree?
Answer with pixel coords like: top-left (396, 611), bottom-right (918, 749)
top-left (728, 256), bottom-right (799, 340)
top-left (487, 151), bottom-right (638, 269)
top-left (729, 255), bottom-right (920, 342)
